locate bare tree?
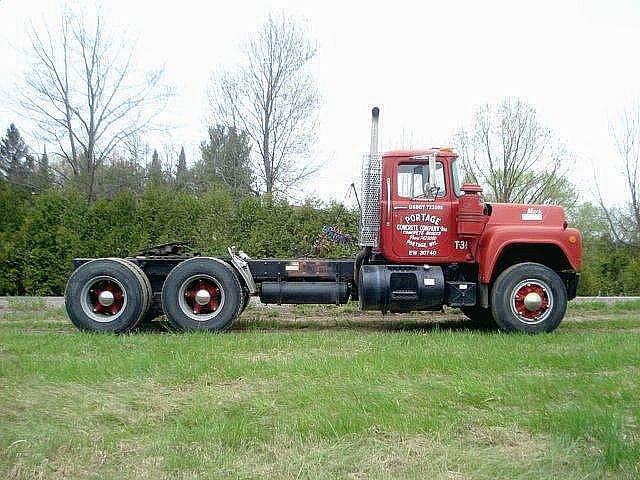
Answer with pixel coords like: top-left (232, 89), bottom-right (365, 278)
top-left (454, 98), bottom-right (575, 205)
top-left (122, 133), bottom-right (151, 166)
top-left (211, 13), bottom-right (319, 195)
top-left (596, 104), bottom-right (640, 246)
top-left (20, 10), bottom-right (170, 200)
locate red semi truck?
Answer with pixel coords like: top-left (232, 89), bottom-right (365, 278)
top-left (65, 107), bottom-right (582, 334)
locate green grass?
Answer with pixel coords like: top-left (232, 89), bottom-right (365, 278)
top-left (1, 302), bottom-right (639, 479)
top-left (569, 299), bottom-right (640, 313)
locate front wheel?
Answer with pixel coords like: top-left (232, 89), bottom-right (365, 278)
top-left (491, 262), bottom-right (567, 333)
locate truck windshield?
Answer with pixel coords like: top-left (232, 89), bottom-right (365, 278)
top-left (451, 159), bottom-right (463, 197)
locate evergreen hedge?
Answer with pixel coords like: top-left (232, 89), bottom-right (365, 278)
top-left (0, 185), bottom-right (358, 296)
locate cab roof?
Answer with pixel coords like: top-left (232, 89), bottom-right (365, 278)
top-left (383, 148), bottom-right (458, 158)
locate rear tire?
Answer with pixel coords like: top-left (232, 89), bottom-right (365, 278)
top-left (491, 262), bottom-right (567, 333)
top-left (65, 258), bottom-right (151, 333)
top-left (161, 257), bottom-right (243, 332)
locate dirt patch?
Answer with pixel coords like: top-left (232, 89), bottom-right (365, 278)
top-left (464, 425), bottom-right (547, 458)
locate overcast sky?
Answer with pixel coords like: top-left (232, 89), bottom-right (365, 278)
top-left (1, 0), bottom-right (639, 205)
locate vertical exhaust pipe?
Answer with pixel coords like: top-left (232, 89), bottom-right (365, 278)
top-left (370, 106), bottom-right (380, 159)
top-left (360, 106), bottom-right (381, 248)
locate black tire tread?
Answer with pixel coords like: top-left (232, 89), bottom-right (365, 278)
top-left (109, 258), bottom-right (152, 314)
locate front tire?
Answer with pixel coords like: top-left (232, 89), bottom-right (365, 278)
top-left (161, 257), bottom-right (243, 332)
top-left (491, 262), bottom-right (567, 333)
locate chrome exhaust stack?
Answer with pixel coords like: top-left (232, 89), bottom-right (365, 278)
top-left (359, 107), bottom-right (382, 248)
top-left (370, 106), bottom-right (380, 158)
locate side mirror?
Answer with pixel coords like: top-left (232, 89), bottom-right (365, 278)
top-left (428, 153), bottom-right (437, 193)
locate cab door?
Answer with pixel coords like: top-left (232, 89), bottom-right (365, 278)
top-left (388, 160), bottom-right (462, 263)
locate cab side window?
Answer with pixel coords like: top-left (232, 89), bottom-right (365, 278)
top-left (397, 163), bottom-right (445, 198)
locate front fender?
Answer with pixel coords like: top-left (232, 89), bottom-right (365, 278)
top-left (478, 226), bottom-right (582, 283)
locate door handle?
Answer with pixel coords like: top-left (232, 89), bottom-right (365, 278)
top-left (386, 177), bottom-right (391, 226)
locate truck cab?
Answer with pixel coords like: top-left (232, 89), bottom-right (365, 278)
top-left (379, 148), bottom-right (469, 264)
top-left (357, 142), bottom-right (582, 332)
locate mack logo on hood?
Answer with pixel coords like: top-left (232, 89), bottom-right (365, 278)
top-left (521, 208), bottom-right (543, 221)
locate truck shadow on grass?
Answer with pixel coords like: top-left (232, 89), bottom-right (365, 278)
top-left (99, 301), bottom-right (640, 335)
top-left (230, 312), bottom-right (499, 334)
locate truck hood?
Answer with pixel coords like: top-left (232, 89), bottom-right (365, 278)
top-left (486, 203), bottom-right (567, 227)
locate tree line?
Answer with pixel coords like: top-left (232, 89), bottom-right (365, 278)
top-left (0, 122), bottom-right (255, 198)
top-left (6, 10), bottom-right (316, 200)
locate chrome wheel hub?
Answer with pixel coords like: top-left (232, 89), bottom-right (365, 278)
top-left (195, 289), bottom-right (211, 306)
top-left (80, 276), bottom-right (127, 322)
top-left (523, 292), bottom-right (542, 311)
top-left (178, 275), bottom-right (225, 321)
top-left (98, 290), bottom-right (115, 307)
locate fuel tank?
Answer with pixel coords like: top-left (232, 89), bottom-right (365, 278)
top-left (359, 264), bottom-right (445, 313)
top-left (260, 282), bottom-right (350, 305)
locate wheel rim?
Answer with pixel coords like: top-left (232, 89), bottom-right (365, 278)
top-left (510, 279), bottom-right (554, 325)
top-left (80, 276), bottom-right (127, 322)
top-left (178, 275), bottom-right (225, 321)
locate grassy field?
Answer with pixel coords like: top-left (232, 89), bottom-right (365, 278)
top-left (1, 300), bottom-right (639, 479)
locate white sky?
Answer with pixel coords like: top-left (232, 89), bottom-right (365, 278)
top-left (1, 0), bottom-right (639, 205)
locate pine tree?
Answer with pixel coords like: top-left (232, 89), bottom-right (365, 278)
top-left (148, 149), bottom-right (165, 187)
top-left (36, 145), bottom-right (53, 189)
top-left (198, 125), bottom-right (253, 196)
top-left (0, 123), bottom-right (38, 189)
top-left (175, 146), bottom-right (188, 190)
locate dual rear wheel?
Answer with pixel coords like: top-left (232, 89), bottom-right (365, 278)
top-left (65, 258), bottom-right (152, 333)
top-left (65, 257), bottom-right (244, 333)
top-left (161, 257), bottom-right (244, 331)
